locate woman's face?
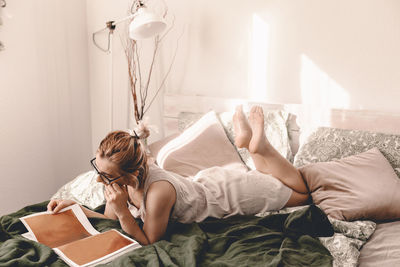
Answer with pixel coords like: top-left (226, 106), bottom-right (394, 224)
top-left (94, 155), bottom-right (126, 186)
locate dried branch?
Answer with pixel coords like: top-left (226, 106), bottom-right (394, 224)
top-left (143, 28), bottom-right (182, 116)
top-left (137, 37), bottom-right (159, 120)
top-left (134, 43), bottom-right (143, 107)
top-left (159, 15), bottom-right (175, 42)
top-left (124, 39), bottom-right (140, 123)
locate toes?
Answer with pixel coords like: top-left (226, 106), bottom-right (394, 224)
top-left (249, 106), bottom-right (263, 119)
top-left (235, 105), bottom-right (243, 113)
top-left (234, 105), bottom-right (246, 119)
top-left (255, 106), bottom-right (263, 115)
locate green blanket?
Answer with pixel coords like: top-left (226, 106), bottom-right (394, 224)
top-left (0, 201), bottom-right (333, 267)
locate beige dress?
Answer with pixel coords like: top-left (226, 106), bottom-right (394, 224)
top-left (128, 163), bottom-right (292, 224)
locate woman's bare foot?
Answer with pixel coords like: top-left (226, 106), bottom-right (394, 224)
top-left (233, 105), bottom-right (252, 148)
top-left (248, 106), bottom-right (271, 154)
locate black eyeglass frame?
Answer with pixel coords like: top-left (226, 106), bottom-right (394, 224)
top-left (90, 157), bottom-right (124, 185)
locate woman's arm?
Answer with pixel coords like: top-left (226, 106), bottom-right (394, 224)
top-left (47, 199), bottom-right (108, 219)
top-left (140, 181), bottom-right (176, 243)
top-left (103, 203), bottom-right (118, 219)
top-left (106, 181), bottom-right (176, 245)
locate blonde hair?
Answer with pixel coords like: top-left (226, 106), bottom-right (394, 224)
top-left (97, 131), bottom-right (148, 189)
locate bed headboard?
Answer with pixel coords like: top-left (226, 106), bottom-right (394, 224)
top-left (163, 94), bottom-right (400, 154)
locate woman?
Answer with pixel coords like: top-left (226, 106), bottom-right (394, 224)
top-left (48, 106), bottom-right (309, 245)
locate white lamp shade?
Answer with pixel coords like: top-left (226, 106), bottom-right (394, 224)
top-left (129, 7), bottom-right (167, 40)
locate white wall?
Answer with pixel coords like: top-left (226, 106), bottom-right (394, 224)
top-left (160, 0), bottom-right (400, 112)
top-left (86, 0), bottom-right (400, 154)
top-left (86, 0), bottom-right (131, 151)
top-left (0, 0), bottom-right (92, 215)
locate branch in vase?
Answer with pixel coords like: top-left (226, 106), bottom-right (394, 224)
top-left (123, 5), bottom-right (177, 124)
top-left (124, 39), bottom-right (140, 123)
top-left (144, 30), bottom-right (181, 115)
top-left (141, 37), bottom-right (160, 118)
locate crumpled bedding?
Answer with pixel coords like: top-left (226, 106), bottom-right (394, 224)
top-left (0, 202), bottom-right (334, 267)
top-left (258, 206), bottom-right (376, 267)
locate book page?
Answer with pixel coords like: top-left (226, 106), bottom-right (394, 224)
top-left (20, 204), bottom-right (99, 248)
top-left (54, 229), bottom-right (141, 267)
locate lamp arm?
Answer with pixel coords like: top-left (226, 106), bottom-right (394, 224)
top-left (92, 14), bottom-right (136, 53)
top-left (112, 13), bottom-right (136, 25)
top-left (92, 27), bottom-right (112, 53)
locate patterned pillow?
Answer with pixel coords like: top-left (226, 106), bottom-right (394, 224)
top-left (178, 109), bottom-right (293, 169)
top-left (294, 127), bottom-right (400, 178)
top-left (319, 217), bottom-right (376, 267)
top-left (257, 205), bottom-right (376, 267)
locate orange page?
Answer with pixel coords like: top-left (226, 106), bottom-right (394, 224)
top-left (22, 209), bottom-right (92, 248)
top-left (55, 230), bottom-right (135, 266)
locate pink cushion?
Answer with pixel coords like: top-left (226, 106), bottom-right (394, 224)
top-left (299, 147), bottom-right (400, 221)
top-left (148, 133), bottom-right (179, 158)
top-left (153, 111), bottom-right (247, 177)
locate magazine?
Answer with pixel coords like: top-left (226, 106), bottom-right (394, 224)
top-left (20, 204), bottom-right (141, 267)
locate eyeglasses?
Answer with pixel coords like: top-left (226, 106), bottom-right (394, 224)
top-left (90, 157), bottom-right (124, 185)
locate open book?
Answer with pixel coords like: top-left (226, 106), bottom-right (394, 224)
top-left (20, 204), bottom-right (141, 267)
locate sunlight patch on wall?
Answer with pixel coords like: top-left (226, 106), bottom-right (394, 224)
top-left (248, 14), bottom-right (269, 100)
top-left (300, 54), bottom-right (349, 109)
top-left (299, 54), bottom-right (350, 139)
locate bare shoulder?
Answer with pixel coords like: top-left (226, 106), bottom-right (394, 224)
top-left (146, 180), bottom-right (176, 208)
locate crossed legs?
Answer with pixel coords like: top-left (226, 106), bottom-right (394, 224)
top-left (233, 105), bottom-right (309, 207)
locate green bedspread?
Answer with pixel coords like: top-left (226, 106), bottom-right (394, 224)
top-left (0, 201), bottom-right (333, 267)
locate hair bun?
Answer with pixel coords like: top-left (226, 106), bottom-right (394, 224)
top-left (127, 120), bottom-right (150, 140)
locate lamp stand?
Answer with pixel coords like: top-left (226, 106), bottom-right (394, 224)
top-left (108, 29), bottom-right (114, 131)
top-left (105, 21), bottom-right (116, 131)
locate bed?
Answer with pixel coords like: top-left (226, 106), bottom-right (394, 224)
top-left (1, 94), bottom-right (400, 266)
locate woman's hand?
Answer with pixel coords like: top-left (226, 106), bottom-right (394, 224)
top-left (104, 183), bottom-right (129, 218)
top-left (47, 199), bottom-right (77, 214)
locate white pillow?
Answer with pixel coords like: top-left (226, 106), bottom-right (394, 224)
top-left (177, 109), bottom-right (293, 169)
top-left (156, 111), bottom-right (247, 177)
top-left (51, 171), bottom-right (105, 209)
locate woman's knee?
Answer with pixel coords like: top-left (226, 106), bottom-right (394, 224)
top-left (284, 191), bottom-right (310, 207)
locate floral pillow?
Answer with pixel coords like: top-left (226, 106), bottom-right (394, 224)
top-left (294, 127), bottom-right (400, 178)
top-left (178, 108), bottom-right (293, 169)
top-left (319, 217), bottom-right (376, 267)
